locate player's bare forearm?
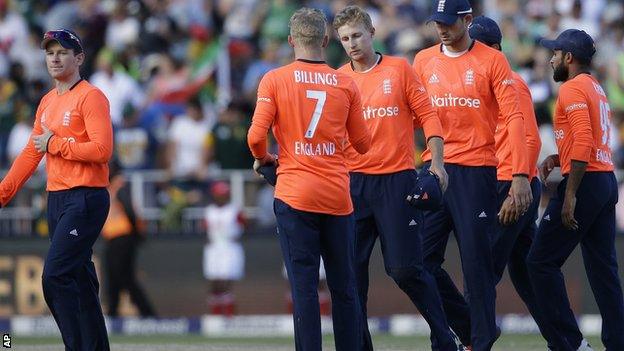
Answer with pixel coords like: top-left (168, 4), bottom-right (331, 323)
top-left (561, 160), bottom-right (586, 230)
top-left (427, 136), bottom-right (448, 193)
top-left (564, 160), bottom-right (587, 198)
top-left (427, 136), bottom-right (444, 167)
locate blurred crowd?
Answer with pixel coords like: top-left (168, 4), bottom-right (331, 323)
top-left (0, 0), bottom-right (623, 231)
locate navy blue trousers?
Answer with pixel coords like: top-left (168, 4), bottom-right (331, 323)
top-left (422, 164), bottom-right (497, 351)
top-left (445, 177), bottom-right (554, 348)
top-left (43, 187), bottom-right (110, 351)
top-left (274, 198), bottom-right (361, 351)
top-left (350, 170), bottom-right (456, 351)
top-left (527, 172), bottom-right (624, 351)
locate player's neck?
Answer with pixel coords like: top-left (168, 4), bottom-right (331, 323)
top-left (567, 65), bottom-right (591, 81)
top-left (351, 52), bottom-right (380, 73)
top-left (55, 73), bottom-right (82, 94)
top-left (444, 33), bottom-right (472, 53)
top-left (294, 47), bottom-right (325, 63)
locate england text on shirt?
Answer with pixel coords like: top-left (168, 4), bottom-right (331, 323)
top-left (247, 60), bottom-right (371, 215)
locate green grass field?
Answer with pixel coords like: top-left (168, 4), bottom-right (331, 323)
top-left (11, 334), bottom-right (603, 350)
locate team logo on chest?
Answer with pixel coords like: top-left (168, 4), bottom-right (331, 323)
top-left (62, 111), bottom-right (71, 126)
top-left (464, 69), bottom-right (474, 85)
top-left (382, 79), bottom-right (392, 94)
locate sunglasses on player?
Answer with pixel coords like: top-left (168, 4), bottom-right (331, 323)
top-left (41, 29), bottom-right (83, 53)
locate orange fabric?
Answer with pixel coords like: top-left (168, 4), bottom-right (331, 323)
top-left (413, 41), bottom-right (529, 175)
top-left (496, 72), bottom-right (541, 180)
top-left (338, 54), bottom-right (442, 174)
top-left (554, 73), bottom-right (614, 175)
top-left (101, 177), bottom-right (133, 240)
top-left (101, 199), bottom-right (132, 239)
top-left (0, 80), bottom-right (113, 206)
top-left (247, 60), bottom-right (371, 215)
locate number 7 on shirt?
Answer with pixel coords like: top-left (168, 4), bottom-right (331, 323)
top-left (305, 90), bottom-right (326, 139)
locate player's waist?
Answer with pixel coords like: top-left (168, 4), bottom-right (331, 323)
top-left (423, 151), bottom-right (498, 167)
top-left (47, 185), bottom-right (107, 193)
top-left (347, 158), bottom-right (416, 174)
top-left (274, 193), bottom-right (353, 216)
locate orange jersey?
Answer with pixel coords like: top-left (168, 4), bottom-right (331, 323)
top-left (0, 80), bottom-right (113, 206)
top-left (553, 73), bottom-right (614, 175)
top-left (247, 60), bottom-right (371, 215)
top-left (413, 41), bottom-right (529, 175)
top-left (496, 72), bottom-right (541, 180)
top-left (338, 54), bottom-right (442, 174)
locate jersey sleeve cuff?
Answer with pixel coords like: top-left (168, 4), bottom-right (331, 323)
top-left (570, 146), bottom-right (592, 163)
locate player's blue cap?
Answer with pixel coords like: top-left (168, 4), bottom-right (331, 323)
top-left (469, 16), bottom-right (502, 46)
top-left (257, 162), bottom-right (278, 187)
top-left (540, 29), bottom-right (596, 63)
top-left (41, 29), bottom-right (84, 54)
top-left (406, 170), bottom-right (443, 211)
top-left (428, 0), bottom-right (473, 26)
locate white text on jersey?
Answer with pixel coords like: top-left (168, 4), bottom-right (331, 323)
top-left (294, 141), bottom-right (336, 156)
top-left (363, 106), bottom-right (400, 120)
top-left (430, 93), bottom-right (481, 108)
top-left (294, 71), bottom-right (338, 86)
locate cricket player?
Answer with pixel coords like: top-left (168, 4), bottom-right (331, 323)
top-left (333, 5), bottom-right (458, 351)
top-left (413, 1), bottom-right (533, 349)
top-left (527, 28), bottom-right (624, 351)
top-left (247, 7), bottom-right (371, 351)
top-left (0, 29), bottom-right (113, 350)
top-left (435, 15), bottom-right (555, 349)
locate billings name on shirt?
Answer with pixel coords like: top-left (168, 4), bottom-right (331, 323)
top-left (294, 70), bottom-right (338, 86)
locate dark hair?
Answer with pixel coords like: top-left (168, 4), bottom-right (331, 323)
top-left (187, 96), bottom-right (202, 110)
top-left (564, 50), bottom-right (592, 67)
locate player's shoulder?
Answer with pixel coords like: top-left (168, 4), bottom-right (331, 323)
top-left (39, 88), bottom-right (57, 105)
top-left (472, 41), bottom-right (507, 63)
top-left (381, 55), bottom-right (412, 70)
top-left (511, 71), bottom-right (530, 89)
top-left (413, 45), bottom-right (440, 64)
top-left (559, 74), bottom-right (590, 94)
top-left (79, 80), bottom-right (108, 99)
top-left (337, 61), bottom-right (352, 73)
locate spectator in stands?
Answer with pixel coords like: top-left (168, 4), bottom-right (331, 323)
top-left (90, 48), bottom-right (145, 128)
top-left (102, 158), bottom-right (156, 318)
top-left (209, 102), bottom-right (253, 170)
top-left (203, 181), bottom-right (245, 316)
top-left (166, 96), bottom-right (212, 187)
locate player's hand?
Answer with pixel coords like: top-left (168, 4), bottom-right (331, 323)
top-left (253, 154), bottom-right (277, 173)
top-left (498, 195), bottom-right (520, 225)
top-left (429, 163), bottom-right (448, 193)
top-left (32, 124), bottom-right (54, 153)
top-left (539, 154), bottom-right (560, 183)
top-left (510, 175), bottom-right (532, 213)
top-left (561, 195), bottom-right (579, 231)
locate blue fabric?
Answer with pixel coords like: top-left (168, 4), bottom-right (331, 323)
top-left (350, 170), bottom-right (456, 351)
top-left (422, 163), bottom-right (498, 351)
top-left (44, 187), bottom-right (110, 351)
top-left (527, 172), bottom-right (624, 351)
top-left (274, 198), bottom-right (361, 351)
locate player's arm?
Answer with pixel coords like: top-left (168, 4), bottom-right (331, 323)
top-left (517, 80), bottom-right (542, 172)
top-left (46, 90), bottom-right (113, 163)
top-left (247, 73), bottom-right (277, 168)
top-left (346, 81), bottom-right (371, 154)
top-left (560, 84), bottom-right (593, 230)
top-left (0, 109), bottom-right (46, 206)
top-left (491, 54), bottom-right (532, 211)
top-left (403, 61), bottom-right (447, 191)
